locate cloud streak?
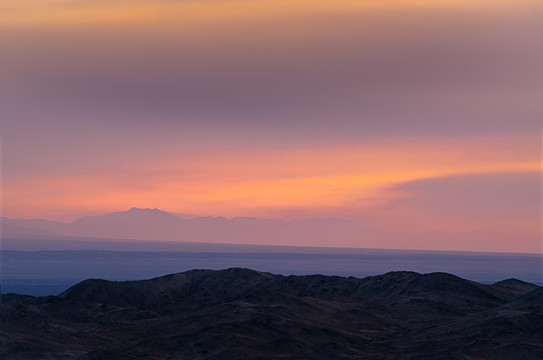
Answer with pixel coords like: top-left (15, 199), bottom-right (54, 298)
top-left (4, 138), bottom-right (538, 223)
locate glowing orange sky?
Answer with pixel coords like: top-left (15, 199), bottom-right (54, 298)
top-left (1, 0), bottom-right (541, 252)
top-left (3, 0), bottom-right (537, 28)
top-left (5, 137), bottom-right (538, 228)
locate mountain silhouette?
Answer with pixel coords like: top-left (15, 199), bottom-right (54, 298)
top-left (3, 209), bottom-right (538, 252)
top-left (2, 208), bottom-right (384, 247)
top-left (1, 268), bottom-right (541, 359)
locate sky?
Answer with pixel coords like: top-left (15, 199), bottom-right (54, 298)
top-left (1, 0), bottom-right (542, 252)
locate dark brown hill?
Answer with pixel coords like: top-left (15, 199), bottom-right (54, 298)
top-left (0, 268), bottom-right (541, 360)
top-left (491, 278), bottom-right (541, 298)
top-left (503, 286), bottom-right (543, 311)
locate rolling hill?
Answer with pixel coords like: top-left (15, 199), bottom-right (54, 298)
top-left (1, 268), bottom-right (541, 359)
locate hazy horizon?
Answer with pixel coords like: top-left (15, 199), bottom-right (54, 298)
top-left (2, 206), bottom-right (540, 253)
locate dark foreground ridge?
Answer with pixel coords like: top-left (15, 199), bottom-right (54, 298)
top-left (1, 268), bottom-right (542, 359)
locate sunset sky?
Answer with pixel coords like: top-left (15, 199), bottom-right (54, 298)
top-left (1, 0), bottom-right (542, 252)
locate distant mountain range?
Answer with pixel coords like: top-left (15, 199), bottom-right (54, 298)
top-left (2, 207), bottom-right (538, 252)
top-left (1, 268), bottom-right (542, 359)
top-left (2, 207), bottom-right (385, 247)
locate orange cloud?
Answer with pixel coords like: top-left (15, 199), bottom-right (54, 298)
top-left (2, 0), bottom-right (538, 28)
top-left (4, 137), bottom-right (539, 223)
